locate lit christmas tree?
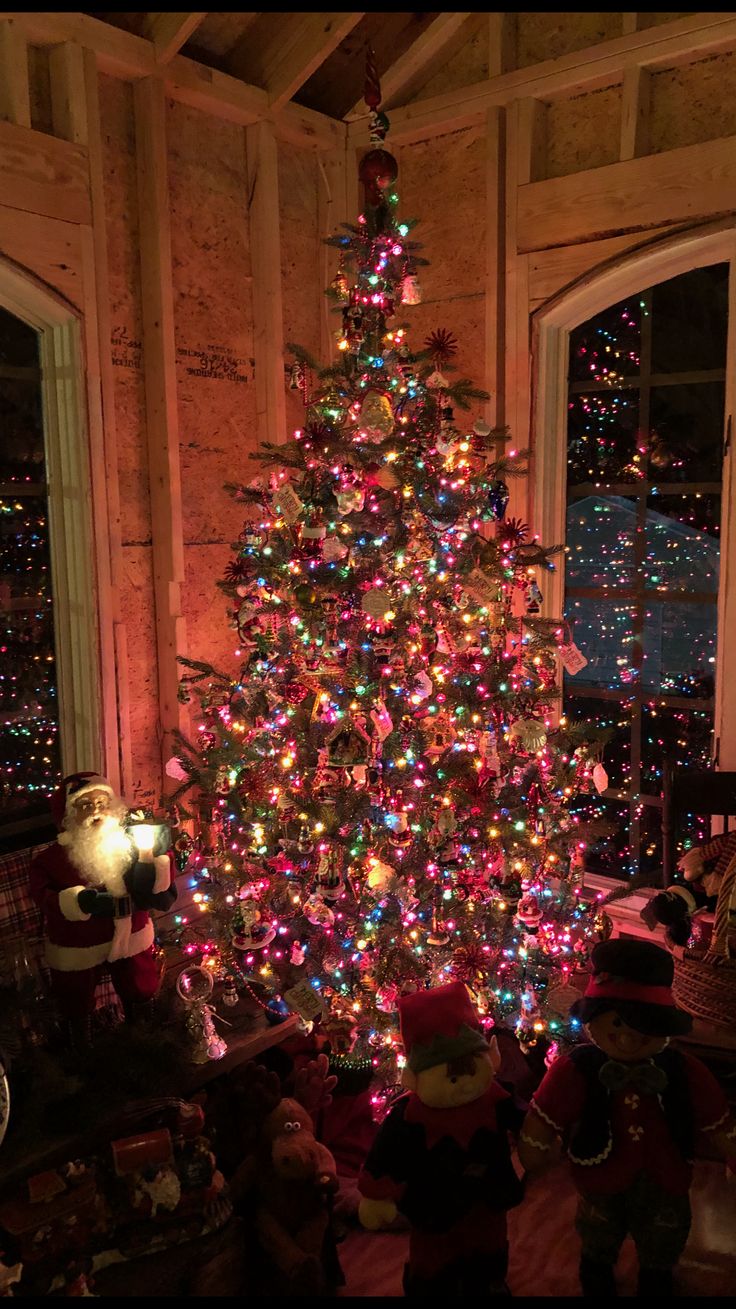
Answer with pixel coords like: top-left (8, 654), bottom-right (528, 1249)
top-left (171, 61), bottom-right (603, 1088)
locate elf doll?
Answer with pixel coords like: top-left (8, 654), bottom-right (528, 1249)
top-left (29, 772), bottom-right (177, 1048)
top-left (358, 980), bottom-right (524, 1297)
top-left (519, 940), bottom-right (735, 1297)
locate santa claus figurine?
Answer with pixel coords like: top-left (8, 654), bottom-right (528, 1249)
top-left (358, 980), bottom-right (524, 1297)
top-left (29, 772), bottom-right (177, 1048)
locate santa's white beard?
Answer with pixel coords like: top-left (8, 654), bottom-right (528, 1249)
top-left (59, 812), bottom-right (133, 895)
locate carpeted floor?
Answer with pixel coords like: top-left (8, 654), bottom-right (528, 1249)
top-left (92, 1156), bottom-right (735, 1296)
top-left (336, 1159), bottom-right (736, 1298)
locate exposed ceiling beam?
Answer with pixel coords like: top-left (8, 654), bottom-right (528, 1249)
top-left (0, 11), bottom-right (345, 149)
top-left (345, 12), bottom-right (471, 120)
top-left (142, 13), bottom-right (207, 65)
top-left (230, 12), bottom-right (365, 112)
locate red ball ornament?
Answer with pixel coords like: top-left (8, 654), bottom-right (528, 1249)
top-left (359, 149), bottom-right (398, 205)
top-left (283, 682), bottom-right (308, 705)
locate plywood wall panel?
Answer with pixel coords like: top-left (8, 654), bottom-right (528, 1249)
top-left (649, 51), bottom-right (736, 154)
top-left (167, 100), bottom-right (256, 552)
top-left (184, 542), bottom-right (240, 681)
top-left (545, 85), bottom-right (622, 180)
top-left (516, 13), bottom-right (622, 70)
top-left (398, 125), bottom-right (486, 307)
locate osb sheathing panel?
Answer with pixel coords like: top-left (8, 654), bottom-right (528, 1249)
top-left (516, 13), bottom-right (623, 69)
top-left (649, 52), bottom-right (736, 155)
top-left (405, 13), bottom-right (490, 105)
top-left (396, 127), bottom-right (486, 390)
top-left (279, 142), bottom-right (321, 437)
top-left (166, 100), bottom-right (258, 689)
top-left (99, 75), bottom-right (159, 805)
top-left (544, 86), bottom-right (622, 180)
top-left (184, 543), bottom-right (239, 680)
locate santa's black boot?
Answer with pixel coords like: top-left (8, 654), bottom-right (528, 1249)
top-left (580, 1256), bottom-right (618, 1297)
top-left (637, 1267), bottom-right (674, 1298)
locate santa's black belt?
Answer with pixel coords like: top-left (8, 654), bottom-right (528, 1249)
top-left (113, 895), bottom-right (132, 918)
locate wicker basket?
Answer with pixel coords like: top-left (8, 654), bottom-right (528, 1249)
top-left (671, 849), bottom-right (736, 1028)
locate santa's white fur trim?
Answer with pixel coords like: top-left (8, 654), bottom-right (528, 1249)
top-left (108, 916), bottom-right (133, 963)
top-left (59, 886), bottom-right (91, 922)
top-left (44, 920), bottom-right (154, 971)
top-left (64, 777), bottom-right (114, 814)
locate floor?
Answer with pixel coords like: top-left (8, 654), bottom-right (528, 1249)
top-left (93, 1158), bottom-right (736, 1297)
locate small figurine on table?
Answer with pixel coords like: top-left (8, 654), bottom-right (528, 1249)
top-left (358, 980), bottom-right (524, 1298)
top-left (519, 940), bottom-right (736, 1298)
top-left (29, 773), bottom-right (177, 1051)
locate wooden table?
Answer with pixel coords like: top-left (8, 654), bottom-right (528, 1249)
top-left (0, 990), bottom-right (299, 1195)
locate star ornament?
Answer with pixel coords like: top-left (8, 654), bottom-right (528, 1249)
top-left (425, 328), bottom-right (458, 366)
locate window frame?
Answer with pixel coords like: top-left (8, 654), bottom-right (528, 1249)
top-left (530, 221), bottom-right (736, 877)
top-left (0, 260), bottom-right (105, 837)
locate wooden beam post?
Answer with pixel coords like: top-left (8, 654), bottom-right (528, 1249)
top-left (263, 13), bottom-right (364, 113)
top-left (346, 13), bottom-right (473, 118)
top-left (134, 75), bottom-right (189, 787)
top-left (246, 120), bottom-right (287, 450)
top-left (318, 144), bottom-right (352, 364)
top-left (77, 47), bottom-right (127, 792)
top-left (49, 42), bottom-right (88, 144)
top-left (142, 13), bottom-right (206, 65)
top-left (0, 18), bottom-right (30, 127)
top-left (504, 99), bottom-right (532, 524)
top-left (488, 13), bottom-right (517, 79)
top-left (620, 65), bottom-right (651, 161)
top-left (485, 106), bottom-right (505, 432)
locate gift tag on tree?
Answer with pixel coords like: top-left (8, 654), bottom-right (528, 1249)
top-left (592, 762), bottom-right (609, 794)
top-left (273, 483), bottom-right (304, 524)
top-left (559, 641), bottom-right (588, 675)
top-left (284, 981), bottom-right (326, 1022)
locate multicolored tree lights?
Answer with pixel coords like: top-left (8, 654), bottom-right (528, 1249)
top-left (171, 77), bottom-right (602, 1084)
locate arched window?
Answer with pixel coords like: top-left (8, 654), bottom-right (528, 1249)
top-left (0, 263), bottom-right (103, 847)
top-left (532, 225), bottom-right (736, 881)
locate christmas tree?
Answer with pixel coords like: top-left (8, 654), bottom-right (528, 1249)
top-left (171, 61), bottom-right (602, 1090)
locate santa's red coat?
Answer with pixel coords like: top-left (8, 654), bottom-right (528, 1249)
top-left (29, 841), bottom-right (171, 972)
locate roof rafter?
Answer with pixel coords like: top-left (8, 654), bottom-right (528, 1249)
top-left (345, 12), bottom-right (471, 120)
top-left (229, 12), bottom-right (365, 112)
top-left (142, 13), bottom-right (207, 65)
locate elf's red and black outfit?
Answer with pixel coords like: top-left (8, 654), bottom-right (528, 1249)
top-left (29, 773), bottom-right (176, 1023)
top-left (529, 941), bottom-right (730, 1297)
top-left (358, 983), bottom-right (524, 1297)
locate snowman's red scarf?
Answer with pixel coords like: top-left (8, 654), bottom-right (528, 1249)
top-left (404, 1081), bottom-right (509, 1151)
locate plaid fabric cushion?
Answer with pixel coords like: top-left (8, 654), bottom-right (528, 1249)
top-left (0, 844), bottom-right (121, 1017)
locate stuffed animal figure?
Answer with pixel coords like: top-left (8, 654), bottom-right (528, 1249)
top-left (358, 980), bottom-right (524, 1298)
top-left (641, 831), bottom-right (736, 946)
top-left (519, 940), bottom-right (736, 1298)
top-left (230, 1057), bottom-right (343, 1296)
